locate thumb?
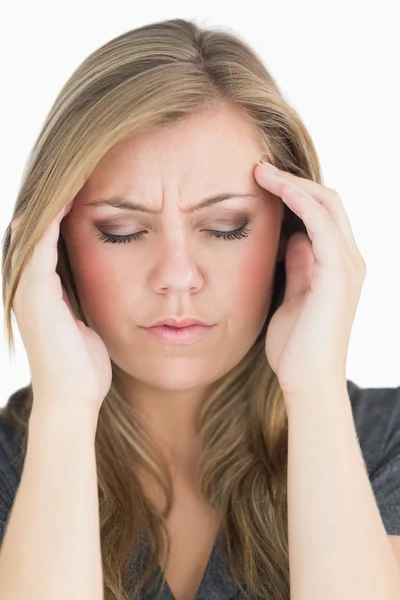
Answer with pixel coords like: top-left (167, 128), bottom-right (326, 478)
top-left (282, 233), bottom-right (314, 303)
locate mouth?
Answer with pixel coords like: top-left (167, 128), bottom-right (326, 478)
top-left (146, 317), bottom-right (213, 328)
top-left (141, 323), bottom-right (216, 345)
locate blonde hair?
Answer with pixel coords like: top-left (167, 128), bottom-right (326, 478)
top-left (1, 18), bottom-right (321, 600)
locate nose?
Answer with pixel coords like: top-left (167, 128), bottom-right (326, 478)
top-left (147, 228), bottom-right (204, 294)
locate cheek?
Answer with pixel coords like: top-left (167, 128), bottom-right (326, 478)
top-left (66, 241), bottom-right (129, 332)
top-left (64, 219), bottom-right (278, 337)
top-left (222, 238), bottom-right (277, 316)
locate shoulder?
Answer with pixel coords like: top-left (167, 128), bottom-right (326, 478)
top-left (346, 378), bottom-right (400, 469)
top-left (0, 413), bottom-right (25, 510)
top-left (0, 412), bottom-right (26, 546)
top-left (347, 378), bottom-right (400, 534)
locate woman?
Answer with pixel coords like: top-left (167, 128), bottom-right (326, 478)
top-left (1, 18), bottom-right (399, 600)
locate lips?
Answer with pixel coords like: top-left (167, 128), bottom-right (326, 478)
top-left (142, 322), bottom-right (215, 345)
top-left (146, 317), bottom-right (212, 328)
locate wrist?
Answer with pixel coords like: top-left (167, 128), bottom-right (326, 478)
top-left (29, 404), bottom-right (99, 438)
top-left (284, 384), bottom-right (350, 416)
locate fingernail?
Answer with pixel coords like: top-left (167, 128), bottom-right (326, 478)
top-left (64, 201), bottom-right (74, 216)
top-left (258, 159), bottom-right (279, 172)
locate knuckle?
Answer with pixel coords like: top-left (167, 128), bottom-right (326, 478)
top-left (10, 214), bottom-right (23, 230)
top-left (359, 259), bottom-right (367, 277)
top-left (327, 188), bottom-right (343, 204)
top-left (327, 186), bottom-right (339, 197)
top-left (282, 182), bottom-right (294, 195)
top-left (9, 216), bottom-right (23, 245)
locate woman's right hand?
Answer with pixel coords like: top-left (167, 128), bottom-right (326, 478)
top-left (9, 190), bottom-right (113, 419)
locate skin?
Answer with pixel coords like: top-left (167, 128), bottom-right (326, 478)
top-left (61, 104), bottom-right (284, 478)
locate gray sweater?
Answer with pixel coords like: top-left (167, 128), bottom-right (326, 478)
top-left (1, 378), bottom-right (399, 599)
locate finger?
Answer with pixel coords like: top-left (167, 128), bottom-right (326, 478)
top-left (10, 204), bottom-right (67, 280)
top-left (61, 285), bottom-right (78, 319)
top-left (9, 214), bottom-right (24, 273)
top-left (254, 168), bottom-right (345, 273)
top-left (30, 205), bottom-right (68, 281)
top-left (255, 161), bottom-right (366, 273)
top-left (283, 232), bottom-right (315, 301)
top-left (273, 170), bottom-right (364, 270)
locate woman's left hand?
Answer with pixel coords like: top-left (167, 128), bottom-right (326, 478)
top-left (253, 159), bottom-right (367, 404)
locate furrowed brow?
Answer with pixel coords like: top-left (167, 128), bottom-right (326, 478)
top-left (83, 192), bottom-right (259, 214)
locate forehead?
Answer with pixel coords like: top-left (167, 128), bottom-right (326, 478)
top-left (73, 106), bottom-right (279, 217)
top-left (87, 107), bottom-right (262, 186)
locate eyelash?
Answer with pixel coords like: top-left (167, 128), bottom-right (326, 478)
top-left (95, 223), bottom-right (252, 244)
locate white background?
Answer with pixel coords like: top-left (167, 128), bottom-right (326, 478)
top-left (1, 0), bottom-right (399, 406)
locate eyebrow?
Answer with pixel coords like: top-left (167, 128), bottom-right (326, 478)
top-left (83, 192), bottom-right (259, 214)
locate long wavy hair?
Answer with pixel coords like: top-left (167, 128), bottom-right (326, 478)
top-left (1, 18), bottom-right (319, 600)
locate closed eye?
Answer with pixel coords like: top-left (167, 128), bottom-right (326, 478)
top-left (95, 223), bottom-right (252, 244)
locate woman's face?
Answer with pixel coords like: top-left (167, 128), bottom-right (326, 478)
top-left (61, 106), bottom-right (284, 398)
